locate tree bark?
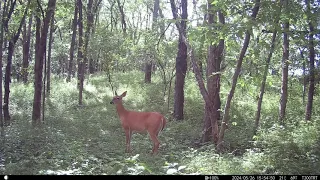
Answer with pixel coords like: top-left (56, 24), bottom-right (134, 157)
top-left (32, 0), bottom-right (57, 125)
top-left (305, 0), bottom-right (315, 121)
top-left (3, 41), bottom-right (14, 123)
top-left (144, 60), bottom-right (152, 83)
top-left (201, 1), bottom-right (225, 143)
top-left (22, 15), bottom-right (32, 84)
top-left (217, 0), bottom-right (260, 150)
top-left (77, 0), bottom-right (84, 105)
top-left (170, 0), bottom-right (188, 120)
top-left (67, 0), bottom-right (78, 83)
top-left (0, 0), bottom-right (7, 127)
top-left (84, 0), bottom-right (94, 75)
top-left (279, 0), bottom-right (289, 123)
top-left (46, 10), bottom-right (55, 95)
top-left (3, 0), bottom-right (30, 123)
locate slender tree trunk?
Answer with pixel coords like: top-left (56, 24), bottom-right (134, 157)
top-left (91, 0), bottom-right (102, 37)
top-left (279, 0), bottom-right (289, 123)
top-left (46, 10), bottom-right (54, 95)
top-left (77, 0), bottom-right (84, 105)
top-left (3, 0), bottom-right (29, 123)
top-left (22, 15), bottom-right (32, 84)
top-left (201, 2), bottom-right (225, 143)
top-left (255, 31), bottom-right (278, 132)
top-left (84, 0), bottom-right (94, 76)
top-left (195, 14), bottom-right (207, 79)
top-left (305, 0), bottom-right (315, 121)
top-left (116, 0), bottom-right (126, 36)
top-left (110, 1), bottom-right (115, 32)
top-left (254, 3), bottom-right (281, 132)
top-left (300, 49), bottom-right (307, 104)
top-left (217, 0), bottom-right (260, 150)
top-left (0, 0), bottom-right (5, 127)
top-left (172, 0), bottom-right (188, 121)
top-left (3, 41), bottom-right (14, 123)
top-left (42, 46), bottom-right (47, 123)
top-left (67, 0), bottom-right (78, 82)
top-left (144, 4), bottom-right (152, 83)
top-left (144, 60), bottom-right (152, 83)
top-left (32, 0), bottom-right (57, 124)
top-left (183, 36), bottom-right (218, 144)
top-left (88, 0), bottom-right (102, 74)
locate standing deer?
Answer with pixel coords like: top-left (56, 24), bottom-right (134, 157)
top-left (110, 91), bottom-right (166, 154)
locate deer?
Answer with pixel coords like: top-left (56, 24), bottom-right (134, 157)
top-left (110, 91), bottom-right (166, 155)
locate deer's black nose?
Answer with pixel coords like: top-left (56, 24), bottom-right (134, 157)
top-left (110, 101), bottom-right (114, 104)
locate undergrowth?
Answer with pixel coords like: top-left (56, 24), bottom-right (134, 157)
top-left (0, 71), bottom-right (319, 175)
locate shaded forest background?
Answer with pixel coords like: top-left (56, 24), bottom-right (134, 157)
top-left (0, 0), bottom-right (319, 175)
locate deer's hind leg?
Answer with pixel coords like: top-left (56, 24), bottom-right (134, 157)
top-left (148, 131), bottom-right (160, 155)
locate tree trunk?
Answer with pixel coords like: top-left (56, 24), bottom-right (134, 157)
top-left (302, 52), bottom-right (306, 104)
top-left (33, 14), bottom-right (41, 121)
top-left (171, 0), bottom-right (219, 144)
top-left (22, 15), bottom-right (32, 84)
top-left (42, 46), bottom-right (47, 123)
top-left (91, 0), bottom-right (102, 36)
top-left (254, 3), bottom-right (281, 132)
top-left (255, 30), bottom-right (278, 132)
top-left (84, 0), bottom-right (94, 76)
top-left (67, 0), bottom-right (78, 83)
top-left (202, 6), bottom-right (224, 143)
top-left (173, 9), bottom-right (222, 146)
top-left (217, 0), bottom-right (260, 150)
top-left (279, 0), bottom-right (289, 123)
top-left (144, 3), bottom-right (152, 83)
top-left (3, 0), bottom-right (29, 123)
top-left (116, 0), bottom-right (126, 36)
top-left (89, 58), bottom-right (95, 74)
top-left (46, 10), bottom-right (55, 95)
top-left (0, 0), bottom-right (6, 127)
top-left (173, 0), bottom-right (188, 121)
top-left (144, 61), bottom-right (152, 83)
top-left (305, 0), bottom-right (315, 121)
top-left (3, 41), bottom-right (14, 123)
top-left (77, 0), bottom-right (84, 105)
top-left (32, 0), bottom-right (57, 125)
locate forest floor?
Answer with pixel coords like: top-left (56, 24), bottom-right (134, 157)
top-left (0, 71), bottom-right (319, 175)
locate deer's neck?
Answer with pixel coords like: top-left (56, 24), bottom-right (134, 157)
top-left (116, 103), bottom-right (128, 118)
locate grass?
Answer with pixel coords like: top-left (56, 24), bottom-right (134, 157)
top-left (0, 70), bottom-right (319, 175)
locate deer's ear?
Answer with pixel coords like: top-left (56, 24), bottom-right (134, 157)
top-left (121, 91), bottom-right (127, 97)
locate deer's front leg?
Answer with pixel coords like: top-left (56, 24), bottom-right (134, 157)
top-left (124, 128), bottom-right (132, 153)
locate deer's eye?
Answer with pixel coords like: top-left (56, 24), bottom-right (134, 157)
top-left (116, 97), bottom-right (120, 100)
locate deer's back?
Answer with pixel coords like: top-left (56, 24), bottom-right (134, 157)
top-left (121, 111), bottom-right (164, 132)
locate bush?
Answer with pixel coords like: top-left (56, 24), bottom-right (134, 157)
top-left (254, 120), bottom-right (320, 174)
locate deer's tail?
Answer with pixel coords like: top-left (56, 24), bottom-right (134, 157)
top-left (161, 116), bottom-right (167, 132)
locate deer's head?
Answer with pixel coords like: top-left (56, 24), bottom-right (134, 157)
top-left (110, 91), bottom-right (127, 105)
